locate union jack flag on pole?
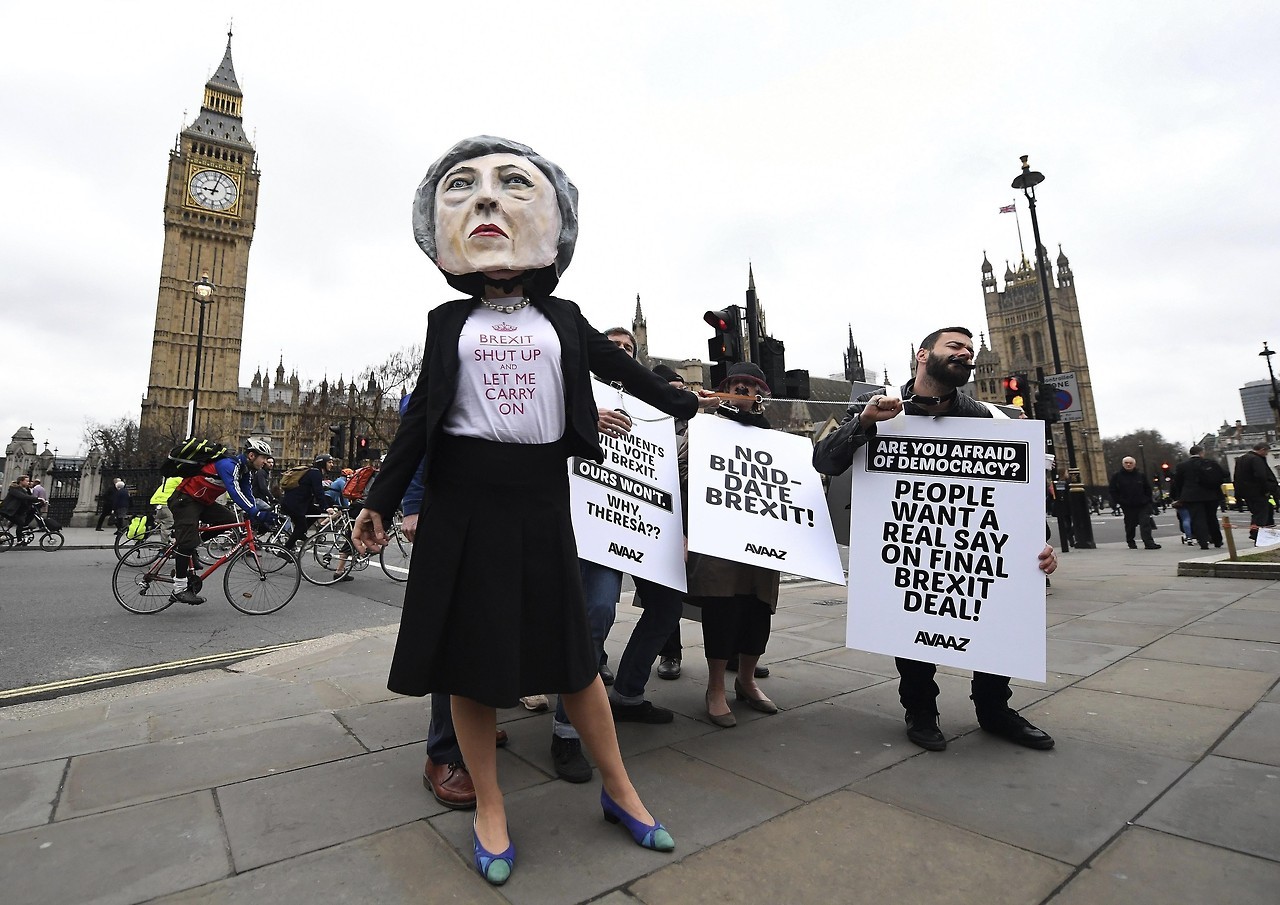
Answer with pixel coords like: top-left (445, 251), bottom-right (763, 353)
top-left (998, 204), bottom-right (1016, 213)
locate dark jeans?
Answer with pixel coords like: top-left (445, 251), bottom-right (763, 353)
top-left (170, 495), bottom-right (234, 577)
top-left (553, 560), bottom-right (622, 735)
top-left (658, 628), bottom-right (682, 660)
top-left (1185, 500), bottom-right (1223, 547)
top-left (1121, 504), bottom-right (1155, 546)
top-left (426, 692), bottom-right (461, 764)
top-left (896, 657), bottom-right (1012, 722)
top-left (610, 577), bottom-right (685, 704)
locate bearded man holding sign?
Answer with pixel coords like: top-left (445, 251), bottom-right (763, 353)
top-left (813, 327), bottom-right (1058, 753)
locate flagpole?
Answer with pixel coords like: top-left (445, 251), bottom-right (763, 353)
top-left (1012, 198), bottom-right (1026, 260)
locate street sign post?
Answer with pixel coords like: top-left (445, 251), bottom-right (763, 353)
top-left (1043, 371), bottom-right (1083, 423)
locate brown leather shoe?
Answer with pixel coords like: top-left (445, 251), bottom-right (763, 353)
top-left (496, 728), bottom-right (509, 748)
top-left (423, 757), bottom-right (477, 810)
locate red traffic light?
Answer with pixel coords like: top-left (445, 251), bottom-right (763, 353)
top-left (703, 310), bottom-right (731, 331)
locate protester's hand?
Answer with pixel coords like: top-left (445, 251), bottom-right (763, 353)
top-left (859, 394), bottom-right (903, 428)
top-left (1038, 544), bottom-right (1057, 575)
top-left (597, 406), bottom-right (632, 439)
top-left (402, 513), bottom-right (418, 543)
top-left (695, 389), bottom-right (721, 411)
top-left (352, 509), bottom-right (386, 553)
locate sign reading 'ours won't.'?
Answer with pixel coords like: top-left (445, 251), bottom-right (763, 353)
top-left (569, 380), bottom-right (687, 592)
top-left (846, 415), bottom-right (1048, 681)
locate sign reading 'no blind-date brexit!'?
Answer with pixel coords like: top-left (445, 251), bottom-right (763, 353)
top-left (569, 380), bottom-right (688, 592)
top-left (687, 415), bottom-right (845, 585)
top-left (846, 416), bottom-right (1048, 681)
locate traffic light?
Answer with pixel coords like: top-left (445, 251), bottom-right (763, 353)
top-left (1034, 381), bottom-right (1060, 423)
top-left (758, 336), bottom-right (786, 398)
top-left (328, 423), bottom-right (345, 459)
top-left (1001, 374), bottom-right (1031, 417)
top-left (1160, 462), bottom-right (1171, 485)
top-left (704, 307), bottom-right (743, 365)
top-left (355, 435), bottom-right (370, 458)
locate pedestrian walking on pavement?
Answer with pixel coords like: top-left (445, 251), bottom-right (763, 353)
top-left (109, 478), bottom-right (131, 538)
top-left (1108, 456), bottom-right (1161, 549)
top-left (1233, 441), bottom-right (1278, 541)
top-left (1172, 446), bottom-right (1229, 550)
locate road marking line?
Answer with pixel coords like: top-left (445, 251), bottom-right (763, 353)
top-left (0, 641), bottom-right (306, 700)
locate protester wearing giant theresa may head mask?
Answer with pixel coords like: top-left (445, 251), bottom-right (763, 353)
top-left (353, 136), bottom-right (717, 886)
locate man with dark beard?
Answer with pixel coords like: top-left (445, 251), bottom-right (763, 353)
top-left (813, 326), bottom-right (1059, 752)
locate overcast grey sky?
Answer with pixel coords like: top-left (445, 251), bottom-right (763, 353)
top-left (3, 1), bottom-right (1276, 456)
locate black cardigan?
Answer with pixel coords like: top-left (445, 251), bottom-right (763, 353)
top-left (366, 295), bottom-right (699, 520)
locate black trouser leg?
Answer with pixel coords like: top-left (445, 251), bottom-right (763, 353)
top-left (971, 672), bottom-right (1014, 723)
top-left (1189, 501), bottom-right (1214, 547)
top-left (1121, 506), bottom-right (1139, 544)
top-left (896, 658), bottom-right (940, 716)
top-left (658, 628), bottom-right (682, 660)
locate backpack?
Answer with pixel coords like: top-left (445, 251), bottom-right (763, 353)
top-left (342, 465), bottom-right (376, 501)
top-left (162, 437), bottom-right (230, 478)
top-left (126, 515), bottom-right (149, 539)
top-left (1196, 458), bottom-right (1226, 491)
top-left (279, 465), bottom-right (311, 492)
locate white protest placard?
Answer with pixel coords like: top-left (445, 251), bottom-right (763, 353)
top-left (687, 414), bottom-right (845, 584)
top-left (569, 380), bottom-right (687, 591)
top-left (846, 416), bottom-right (1047, 681)
top-left (1256, 526), bottom-right (1280, 548)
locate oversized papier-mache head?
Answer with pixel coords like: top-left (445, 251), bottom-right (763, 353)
top-left (412, 136), bottom-right (579, 295)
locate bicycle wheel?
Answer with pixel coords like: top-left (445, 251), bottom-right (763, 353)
top-left (0, 531), bottom-right (13, 552)
top-left (112, 544), bottom-right (177, 614)
top-left (201, 527), bottom-right (242, 562)
top-left (379, 532), bottom-right (412, 582)
top-left (224, 544), bottom-right (300, 614)
top-left (298, 530), bottom-right (357, 586)
top-left (40, 531), bottom-right (65, 551)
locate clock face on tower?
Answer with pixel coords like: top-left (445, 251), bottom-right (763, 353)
top-left (188, 169), bottom-right (240, 212)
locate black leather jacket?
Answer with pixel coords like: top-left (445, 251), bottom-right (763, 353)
top-left (813, 381), bottom-right (993, 476)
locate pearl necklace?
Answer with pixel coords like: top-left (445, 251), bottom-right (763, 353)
top-left (479, 296), bottom-right (531, 314)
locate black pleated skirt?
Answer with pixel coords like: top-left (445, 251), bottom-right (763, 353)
top-left (386, 435), bottom-right (599, 708)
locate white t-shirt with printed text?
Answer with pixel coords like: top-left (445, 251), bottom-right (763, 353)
top-left (443, 303), bottom-right (566, 444)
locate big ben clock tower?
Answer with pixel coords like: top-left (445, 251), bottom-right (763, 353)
top-left (141, 32), bottom-right (259, 440)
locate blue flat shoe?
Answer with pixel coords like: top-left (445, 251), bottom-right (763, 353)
top-left (472, 818), bottom-right (515, 885)
top-left (601, 789), bottom-right (675, 851)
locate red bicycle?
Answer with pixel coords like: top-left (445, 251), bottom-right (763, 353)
top-left (112, 517), bottom-right (300, 615)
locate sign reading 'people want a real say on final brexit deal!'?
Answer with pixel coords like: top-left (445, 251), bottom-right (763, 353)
top-left (846, 416), bottom-right (1048, 681)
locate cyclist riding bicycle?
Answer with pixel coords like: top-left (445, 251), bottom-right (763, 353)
top-left (169, 438), bottom-right (277, 605)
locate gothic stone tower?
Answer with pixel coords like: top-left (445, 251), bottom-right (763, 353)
top-left (140, 34), bottom-right (259, 441)
top-left (976, 248), bottom-right (1107, 488)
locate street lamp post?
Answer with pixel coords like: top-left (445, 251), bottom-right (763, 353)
top-left (1011, 155), bottom-right (1095, 547)
top-left (190, 271), bottom-right (215, 436)
top-left (1261, 341), bottom-right (1279, 432)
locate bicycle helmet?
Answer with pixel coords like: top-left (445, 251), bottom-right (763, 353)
top-left (244, 437), bottom-right (273, 456)
top-left (314, 453), bottom-right (334, 465)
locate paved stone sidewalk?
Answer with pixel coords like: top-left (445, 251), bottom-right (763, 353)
top-left (1, 541), bottom-right (1277, 904)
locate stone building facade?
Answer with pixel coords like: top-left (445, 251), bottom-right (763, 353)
top-left (973, 248), bottom-right (1107, 488)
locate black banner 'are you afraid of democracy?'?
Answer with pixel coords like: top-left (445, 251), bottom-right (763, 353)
top-left (864, 435), bottom-right (1029, 483)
